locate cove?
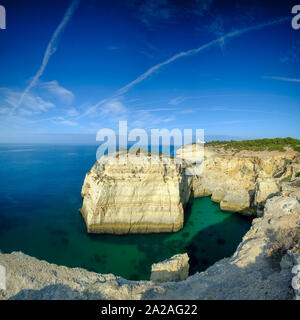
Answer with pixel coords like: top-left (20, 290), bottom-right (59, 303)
top-left (0, 144), bottom-right (252, 280)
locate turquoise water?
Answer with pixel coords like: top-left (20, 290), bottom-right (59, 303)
top-left (0, 144), bottom-right (251, 280)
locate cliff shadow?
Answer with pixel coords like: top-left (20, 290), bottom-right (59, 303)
top-left (141, 223), bottom-right (297, 300)
top-left (264, 227), bottom-right (300, 271)
top-left (185, 212), bottom-right (252, 275)
top-left (81, 197), bottom-right (252, 281)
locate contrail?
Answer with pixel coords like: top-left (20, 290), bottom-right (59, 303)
top-left (79, 16), bottom-right (289, 119)
top-left (263, 76), bottom-right (300, 83)
top-left (11, 0), bottom-right (80, 115)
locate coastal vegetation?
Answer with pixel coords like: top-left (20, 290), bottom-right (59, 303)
top-left (206, 137), bottom-right (300, 152)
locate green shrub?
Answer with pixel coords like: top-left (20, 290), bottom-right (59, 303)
top-left (206, 137), bottom-right (300, 153)
top-left (282, 174), bottom-right (292, 183)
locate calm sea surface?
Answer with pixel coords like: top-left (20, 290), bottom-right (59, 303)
top-left (0, 144), bottom-right (251, 280)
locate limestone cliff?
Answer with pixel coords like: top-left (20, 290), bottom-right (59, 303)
top-left (81, 145), bottom-right (299, 235)
top-left (80, 149), bottom-right (192, 234)
top-left (177, 144), bottom-right (300, 215)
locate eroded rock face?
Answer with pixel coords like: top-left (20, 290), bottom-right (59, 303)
top-left (177, 145), bottom-right (299, 215)
top-left (220, 190), bottom-right (252, 214)
top-left (150, 253), bottom-right (189, 283)
top-left (80, 146), bottom-right (299, 235)
top-left (80, 150), bottom-right (192, 234)
top-left (1, 188), bottom-right (299, 300)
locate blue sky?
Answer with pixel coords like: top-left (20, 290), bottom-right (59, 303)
top-left (0, 0), bottom-right (299, 143)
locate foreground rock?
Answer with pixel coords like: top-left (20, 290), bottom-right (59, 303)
top-left (150, 253), bottom-right (189, 283)
top-left (1, 186), bottom-right (299, 300)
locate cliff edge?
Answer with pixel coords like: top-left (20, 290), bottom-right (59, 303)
top-left (177, 143), bottom-right (300, 215)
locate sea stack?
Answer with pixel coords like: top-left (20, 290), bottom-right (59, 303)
top-left (80, 149), bottom-right (192, 234)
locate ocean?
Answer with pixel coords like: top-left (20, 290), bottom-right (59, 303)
top-left (0, 144), bottom-right (251, 280)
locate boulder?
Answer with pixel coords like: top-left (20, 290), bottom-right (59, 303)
top-left (220, 190), bottom-right (251, 213)
top-left (150, 253), bottom-right (189, 283)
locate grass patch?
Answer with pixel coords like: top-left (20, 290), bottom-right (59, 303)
top-left (282, 174), bottom-right (292, 183)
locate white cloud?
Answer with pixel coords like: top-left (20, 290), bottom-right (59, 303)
top-left (23, 95), bottom-right (55, 112)
top-left (207, 106), bottom-right (289, 115)
top-left (169, 97), bottom-right (185, 105)
top-left (130, 121), bottom-right (144, 128)
top-left (147, 116), bottom-right (175, 126)
top-left (215, 120), bottom-right (262, 125)
top-left (3, 89), bottom-right (55, 113)
top-left (66, 107), bottom-right (80, 117)
top-left (132, 0), bottom-right (213, 25)
top-left (11, 0), bottom-right (80, 114)
top-left (137, 108), bottom-right (176, 112)
top-left (179, 108), bottom-right (195, 114)
top-left (207, 15), bottom-right (226, 51)
top-left (216, 120), bottom-right (244, 124)
top-left (131, 108), bottom-right (175, 127)
top-left (19, 109), bottom-right (34, 116)
top-left (0, 107), bottom-right (11, 114)
top-left (161, 117), bottom-right (175, 122)
top-left (101, 99), bottom-right (127, 116)
top-left (55, 116), bottom-right (78, 126)
top-left (39, 80), bottom-right (74, 104)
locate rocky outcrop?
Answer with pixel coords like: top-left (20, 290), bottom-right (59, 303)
top-left (282, 179), bottom-right (300, 201)
top-left (177, 144), bottom-right (300, 215)
top-left (80, 145), bottom-right (299, 236)
top-left (1, 185), bottom-right (299, 300)
top-left (80, 149), bottom-right (192, 234)
top-left (150, 253), bottom-right (189, 283)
